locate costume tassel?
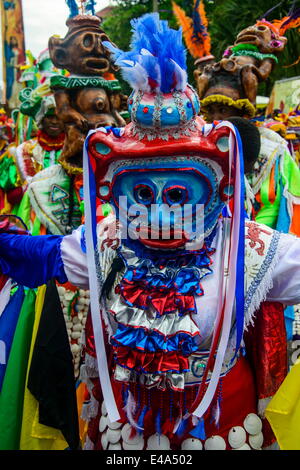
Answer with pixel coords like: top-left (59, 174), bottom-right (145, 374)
top-left (137, 405), bottom-right (148, 434)
top-left (190, 417), bottom-right (206, 440)
top-left (155, 409), bottom-right (162, 435)
top-left (162, 418), bottom-right (176, 435)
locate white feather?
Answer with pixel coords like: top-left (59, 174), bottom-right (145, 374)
top-left (170, 59), bottom-right (187, 91)
top-left (122, 62), bottom-right (151, 93)
top-left (121, 59), bottom-right (135, 67)
top-left (212, 400), bottom-right (221, 427)
top-left (123, 390), bottom-right (144, 431)
top-left (140, 48), bottom-right (153, 56)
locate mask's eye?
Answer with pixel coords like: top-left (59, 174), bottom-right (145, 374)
top-left (134, 184), bottom-right (154, 206)
top-left (164, 186), bottom-right (188, 206)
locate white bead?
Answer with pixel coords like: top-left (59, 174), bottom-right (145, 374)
top-left (64, 292), bottom-right (74, 301)
top-left (121, 423), bottom-right (143, 445)
top-left (107, 428), bottom-right (121, 444)
top-left (107, 418), bottom-right (122, 430)
top-left (101, 431), bottom-right (108, 450)
top-left (233, 443), bottom-right (251, 450)
top-left (73, 323), bottom-right (83, 332)
top-left (71, 332), bottom-right (82, 339)
top-left (181, 438), bottom-right (203, 450)
top-left (243, 414), bottom-right (263, 435)
top-left (147, 433), bottom-right (171, 450)
top-left (249, 432), bottom-right (264, 450)
top-left (65, 322), bottom-right (73, 329)
top-left (204, 436), bottom-right (226, 450)
top-left (108, 443), bottom-right (122, 450)
top-left (122, 438), bottom-right (144, 450)
top-left (99, 415), bottom-right (108, 432)
top-left (228, 427), bottom-right (247, 449)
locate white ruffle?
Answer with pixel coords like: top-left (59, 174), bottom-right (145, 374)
top-left (109, 296), bottom-right (200, 339)
top-left (114, 364), bottom-right (186, 391)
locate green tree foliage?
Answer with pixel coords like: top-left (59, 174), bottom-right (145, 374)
top-left (102, 0), bottom-right (300, 95)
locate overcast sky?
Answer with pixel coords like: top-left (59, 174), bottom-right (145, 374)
top-left (23, 0), bottom-right (111, 57)
top-left (0, 0), bottom-right (111, 85)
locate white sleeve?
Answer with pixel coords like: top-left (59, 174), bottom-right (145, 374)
top-left (266, 232), bottom-right (300, 305)
top-left (60, 225), bottom-right (89, 289)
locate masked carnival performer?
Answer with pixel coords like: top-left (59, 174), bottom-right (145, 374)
top-left (16, 51), bottom-right (65, 182)
top-left (1, 13), bottom-right (300, 451)
top-left (0, 50), bottom-right (41, 217)
top-left (0, 51), bottom-right (65, 223)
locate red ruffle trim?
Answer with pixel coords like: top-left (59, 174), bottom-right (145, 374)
top-left (114, 346), bottom-right (189, 374)
top-left (117, 282), bottom-right (196, 316)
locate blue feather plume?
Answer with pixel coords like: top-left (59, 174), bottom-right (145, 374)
top-left (137, 405), bottom-right (148, 434)
top-left (103, 13), bottom-right (187, 93)
top-left (85, 0), bottom-right (96, 15)
top-left (65, 0), bottom-right (79, 17)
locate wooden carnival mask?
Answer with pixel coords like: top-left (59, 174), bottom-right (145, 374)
top-left (48, 15), bottom-right (118, 75)
top-left (235, 22), bottom-right (287, 55)
top-left (48, 15), bottom-right (126, 173)
top-left (195, 20), bottom-right (289, 120)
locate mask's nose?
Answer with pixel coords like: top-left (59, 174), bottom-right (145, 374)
top-left (150, 202), bottom-right (183, 232)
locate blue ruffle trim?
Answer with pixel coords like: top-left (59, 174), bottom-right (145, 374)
top-left (123, 264), bottom-right (205, 296)
top-left (111, 323), bottom-right (200, 356)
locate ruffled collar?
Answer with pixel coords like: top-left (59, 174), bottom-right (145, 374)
top-left (37, 130), bottom-right (65, 151)
top-left (119, 224), bottom-right (217, 270)
top-left (116, 229), bottom-right (217, 317)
